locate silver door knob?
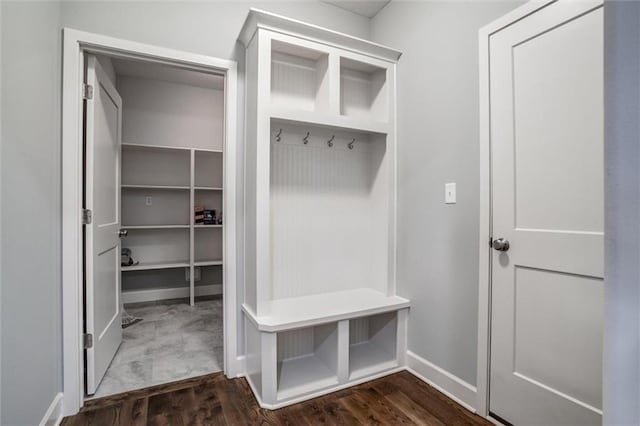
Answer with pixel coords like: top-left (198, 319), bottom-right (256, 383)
top-left (492, 238), bottom-right (510, 252)
top-left (118, 229), bottom-right (128, 238)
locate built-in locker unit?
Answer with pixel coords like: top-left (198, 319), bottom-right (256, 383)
top-left (116, 60), bottom-right (226, 306)
top-left (239, 10), bottom-right (409, 409)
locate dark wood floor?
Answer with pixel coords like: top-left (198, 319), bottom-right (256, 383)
top-left (62, 371), bottom-right (491, 425)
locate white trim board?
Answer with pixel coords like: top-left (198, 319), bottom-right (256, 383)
top-left (406, 351), bottom-right (477, 413)
top-left (61, 28), bottom-right (238, 417)
top-left (39, 393), bottom-right (63, 426)
top-left (123, 284), bottom-right (222, 304)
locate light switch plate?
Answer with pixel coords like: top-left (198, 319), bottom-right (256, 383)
top-left (445, 183), bottom-right (456, 204)
top-left (145, 196), bottom-right (153, 206)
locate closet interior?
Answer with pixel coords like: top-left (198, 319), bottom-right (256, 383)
top-left (240, 10), bottom-right (409, 409)
top-left (89, 55), bottom-right (226, 397)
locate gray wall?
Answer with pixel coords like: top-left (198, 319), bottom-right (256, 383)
top-left (1, 2), bottom-right (63, 425)
top-left (370, 1), bottom-right (522, 386)
top-left (603, 2), bottom-right (640, 424)
top-left (0, 2), bottom-right (368, 424)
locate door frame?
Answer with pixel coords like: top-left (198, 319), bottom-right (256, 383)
top-left (476, 0), bottom-right (582, 417)
top-left (61, 28), bottom-right (239, 416)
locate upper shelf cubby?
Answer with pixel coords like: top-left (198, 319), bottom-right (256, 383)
top-left (271, 40), bottom-right (330, 113)
top-left (340, 57), bottom-right (388, 122)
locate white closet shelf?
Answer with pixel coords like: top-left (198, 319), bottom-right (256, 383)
top-left (194, 224), bottom-right (223, 229)
top-left (270, 107), bottom-right (388, 135)
top-left (122, 225), bottom-right (190, 229)
top-left (194, 260), bottom-right (223, 267)
top-left (122, 184), bottom-right (190, 190)
top-left (122, 261), bottom-right (189, 272)
top-left (195, 186), bottom-right (223, 191)
top-left (277, 355), bottom-right (339, 401)
top-left (242, 288), bottom-right (409, 332)
top-left (122, 143), bottom-right (223, 154)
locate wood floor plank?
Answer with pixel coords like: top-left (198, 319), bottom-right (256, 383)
top-left (384, 391), bottom-right (447, 426)
top-left (62, 371), bottom-right (491, 426)
top-left (117, 397), bottom-right (148, 426)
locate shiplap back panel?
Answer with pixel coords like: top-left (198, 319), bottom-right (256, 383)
top-left (350, 317), bottom-right (370, 345)
top-left (270, 123), bottom-right (388, 300)
top-left (271, 52), bottom-right (318, 111)
top-left (118, 75), bottom-right (224, 150)
top-left (278, 328), bottom-right (315, 360)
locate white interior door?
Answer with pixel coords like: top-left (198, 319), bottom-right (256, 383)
top-left (489, 1), bottom-right (603, 424)
top-left (85, 55), bottom-right (123, 395)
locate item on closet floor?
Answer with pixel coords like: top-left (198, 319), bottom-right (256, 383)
top-left (121, 248), bottom-right (139, 267)
top-left (121, 309), bottom-right (143, 329)
top-left (194, 205), bottom-right (205, 224)
top-left (217, 212), bottom-right (223, 225)
top-left (203, 209), bottom-right (216, 225)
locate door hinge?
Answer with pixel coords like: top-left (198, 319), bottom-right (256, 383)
top-left (83, 333), bottom-right (93, 349)
top-left (82, 83), bottom-right (93, 100)
top-left (489, 237), bottom-right (493, 248)
top-left (82, 209), bottom-right (92, 225)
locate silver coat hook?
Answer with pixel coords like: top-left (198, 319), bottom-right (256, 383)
top-left (348, 138), bottom-right (355, 150)
top-left (303, 132), bottom-right (310, 144)
top-left (327, 135), bottom-right (335, 147)
top-left (276, 128), bottom-right (282, 142)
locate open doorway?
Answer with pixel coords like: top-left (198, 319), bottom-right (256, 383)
top-left (62, 29), bottom-right (238, 415)
top-left (83, 53), bottom-right (227, 398)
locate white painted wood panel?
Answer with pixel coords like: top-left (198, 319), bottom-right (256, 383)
top-left (488, 2), bottom-right (604, 424)
top-left (340, 57), bottom-right (387, 122)
top-left (122, 144), bottom-right (190, 186)
top-left (121, 228), bottom-right (189, 265)
top-left (85, 55), bottom-right (123, 395)
top-left (271, 39), bottom-right (330, 112)
top-left (270, 122), bottom-right (388, 299)
top-left (194, 227), bottom-right (223, 262)
top-left (122, 187), bottom-right (190, 226)
top-left (194, 150), bottom-right (223, 188)
top-left (118, 75), bottom-right (223, 150)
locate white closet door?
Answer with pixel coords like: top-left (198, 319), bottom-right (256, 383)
top-left (85, 55), bottom-right (124, 395)
top-left (489, 1), bottom-right (603, 424)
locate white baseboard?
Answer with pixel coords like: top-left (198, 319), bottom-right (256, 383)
top-left (40, 392), bottom-right (63, 426)
top-left (226, 354), bottom-right (246, 378)
top-left (123, 284), bottom-right (222, 304)
top-left (406, 350), bottom-right (477, 413)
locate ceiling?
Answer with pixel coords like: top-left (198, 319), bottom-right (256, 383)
top-left (322, 0), bottom-right (391, 18)
top-left (112, 58), bottom-right (225, 90)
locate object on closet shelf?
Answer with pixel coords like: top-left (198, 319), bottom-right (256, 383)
top-left (121, 248), bottom-right (139, 267)
top-left (217, 211), bottom-right (223, 225)
top-left (194, 205), bottom-right (204, 224)
top-left (203, 209), bottom-right (217, 225)
top-left (122, 309), bottom-right (143, 329)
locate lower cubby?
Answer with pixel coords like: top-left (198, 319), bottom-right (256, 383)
top-left (243, 299), bottom-right (409, 409)
top-left (276, 324), bottom-right (339, 400)
top-left (349, 312), bottom-right (398, 380)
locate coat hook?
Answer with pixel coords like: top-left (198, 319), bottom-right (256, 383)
top-left (348, 138), bottom-right (355, 150)
top-left (327, 135), bottom-right (335, 147)
top-left (275, 128), bottom-right (282, 142)
top-left (303, 132), bottom-right (310, 145)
